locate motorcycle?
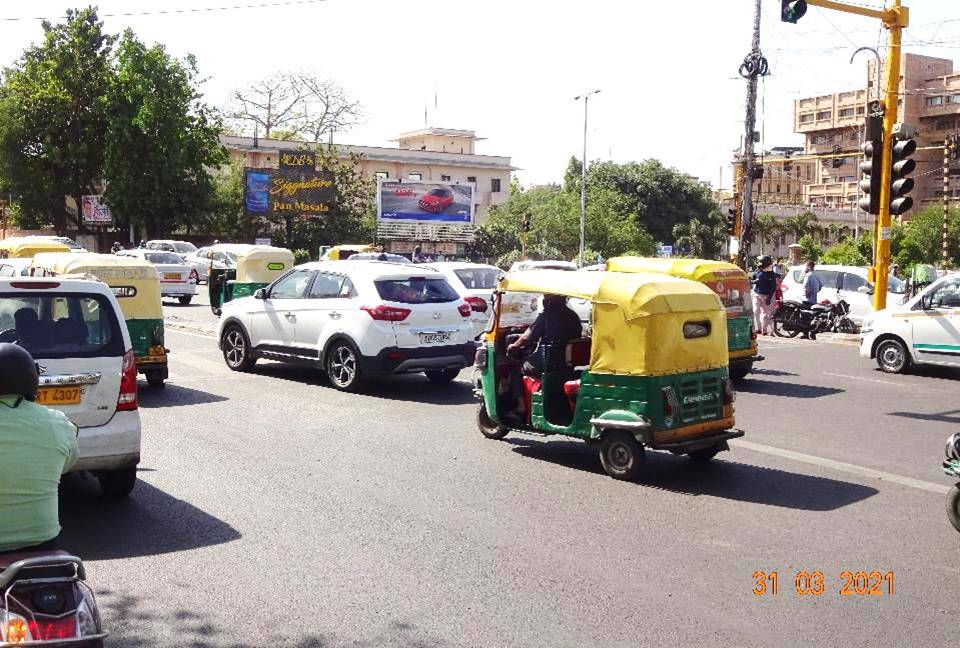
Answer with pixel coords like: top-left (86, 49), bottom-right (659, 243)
top-left (772, 294), bottom-right (854, 338)
top-left (944, 432), bottom-right (960, 533)
top-left (0, 551), bottom-right (106, 646)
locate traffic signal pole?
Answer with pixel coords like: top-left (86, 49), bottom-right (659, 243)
top-left (737, 0), bottom-right (763, 270)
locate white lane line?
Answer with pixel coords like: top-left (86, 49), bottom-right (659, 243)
top-left (822, 372), bottom-right (905, 387)
top-left (166, 327), bottom-right (216, 340)
top-left (732, 439), bottom-right (949, 495)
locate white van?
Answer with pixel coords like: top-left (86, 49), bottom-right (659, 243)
top-left (780, 264), bottom-right (907, 326)
top-left (859, 272), bottom-right (960, 373)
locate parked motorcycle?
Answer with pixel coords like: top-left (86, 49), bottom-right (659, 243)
top-left (944, 432), bottom-right (960, 533)
top-left (0, 551), bottom-right (106, 646)
top-left (772, 294), bottom-right (854, 338)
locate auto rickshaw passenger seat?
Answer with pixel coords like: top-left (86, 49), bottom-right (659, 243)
top-left (563, 380), bottom-right (580, 411)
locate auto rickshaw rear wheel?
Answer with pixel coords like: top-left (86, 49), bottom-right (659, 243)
top-left (687, 444), bottom-right (722, 462)
top-left (477, 404), bottom-right (509, 440)
top-left (146, 370), bottom-right (165, 389)
top-left (729, 362), bottom-right (751, 382)
top-left (96, 468), bottom-right (137, 499)
top-left (946, 485), bottom-right (960, 533)
top-left (599, 431), bottom-right (644, 481)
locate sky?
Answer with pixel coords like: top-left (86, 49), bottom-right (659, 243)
top-left (0, 0), bottom-right (955, 190)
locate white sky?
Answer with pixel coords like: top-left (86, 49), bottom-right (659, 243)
top-left (0, 1), bottom-right (956, 189)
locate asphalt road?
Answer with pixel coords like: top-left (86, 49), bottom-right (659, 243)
top-left (55, 296), bottom-right (960, 647)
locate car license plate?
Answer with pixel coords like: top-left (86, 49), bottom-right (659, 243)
top-left (163, 272), bottom-right (181, 280)
top-left (36, 387), bottom-right (82, 406)
top-left (419, 332), bottom-right (451, 344)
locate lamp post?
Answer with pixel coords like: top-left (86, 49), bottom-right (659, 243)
top-left (574, 89), bottom-right (600, 267)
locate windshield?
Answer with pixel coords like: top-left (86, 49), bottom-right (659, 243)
top-left (144, 252), bottom-right (183, 264)
top-left (375, 277), bottom-right (460, 303)
top-left (173, 242), bottom-right (197, 253)
top-left (886, 274), bottom-right (906, 294)
top-left (454, 267), bottom-right (499, 289)
top-left (0, 293), bottom-right (123, 358)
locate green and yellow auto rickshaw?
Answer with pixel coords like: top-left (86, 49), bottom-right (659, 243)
top-left (605, 256), bottom-right (762, 381)
top-left (31, 252), bottom-right (169, 387)
top-left (0, 237), bottom-right (71, 258)
top-left (208, 244), bottom-right (295, 315)
top-left (475, 269), bottom-right (743, 480)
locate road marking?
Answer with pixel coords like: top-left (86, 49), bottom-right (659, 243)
top-left (822, 372), bottom-right (905, 387)
top-left (732, 439), bottom-right (949, 494)
top-left (167, 327), bottom-right (216, 340)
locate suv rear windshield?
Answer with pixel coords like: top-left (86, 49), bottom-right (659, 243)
top-left (0, 293), bottom-right (124, 359)
top-left (375, 277), bottom-right (460, 304)
top-left (454, 268), bottom-right (499, 289)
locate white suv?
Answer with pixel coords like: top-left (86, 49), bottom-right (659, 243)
top-left (216, 261), bottom-right (477, 390)
top-left (0, 277), bottom-right (141, 497)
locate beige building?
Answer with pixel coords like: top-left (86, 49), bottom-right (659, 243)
top-left (221, 127), bottom-right (514, 223)
top-left (794, 53), bottom-right (960, 212)
top-left (750, 147), bottom-right (817, 205)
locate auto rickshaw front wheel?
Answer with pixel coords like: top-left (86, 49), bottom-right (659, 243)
top-left (476, 404), bottom-right (509, 440)
top-left (599, 431), bottom-right (644, 481)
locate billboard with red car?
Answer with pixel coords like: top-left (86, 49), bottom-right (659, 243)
top-left (377, 180), bottom-right (474, 224)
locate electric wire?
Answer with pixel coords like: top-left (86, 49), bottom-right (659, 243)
top-left (0, 0), bottom-right (327, 22)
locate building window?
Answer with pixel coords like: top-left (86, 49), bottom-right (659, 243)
top-left (936, 119), bottom-right (954, 131)
top-left (776, 184), bottom-right (781, 193)
top-left (806, 167), bottom-right (812, 180)
top-left (812, 134), bottom-right (829, 145)
top-left (374, 171), bottom-right (389, 179)
top-left (491, 178), bottom-right (502, 193)
top-left (926, 96), bottom-right (944, 107)
top-left (949, 95), bottom-right (960, 105)
top-left (786, 183), bottom-right (791, 194)
top-left (799, 113), bottom-right (814, 123)
top-left (856, 106), bottom-right (865, 114)
top-left (839, 176), bottom-right (854, 183)
top-left (816, 110), bottom-right (831, 120)
top-left (467, 176), bottom-right (477, 184)
top-left (838, 108), bottom-right (855, 118)
top-left (408, 173), bottom-right (422, 181)
top-left (441, 175), bottom-right (451, 181)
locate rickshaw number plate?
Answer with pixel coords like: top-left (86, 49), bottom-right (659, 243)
top-left (163, 272), bottom-right (181, 280)
top-left (420, 332), bottom-right (451, 344)
top-left (36, 387), bottom-right (82, 405)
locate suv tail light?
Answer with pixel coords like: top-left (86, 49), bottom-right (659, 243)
top-left (361, 304), bottom-right (411, 321)
top-left (117, 349), bottom-right (138, 411)
top-left (457, 302), bottom-right (472, 318)
top-left (464, 296), bottom-right (487, 313)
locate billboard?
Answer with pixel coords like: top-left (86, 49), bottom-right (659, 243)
top-left (81, 195), bottom-right (112, 224)
top-left (377, 180), bottom-right (473, 224)
top-left (245, 166), bottom-right (336, 216)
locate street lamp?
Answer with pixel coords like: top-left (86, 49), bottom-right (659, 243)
top-left (574, 89), bottom-right (600, 267)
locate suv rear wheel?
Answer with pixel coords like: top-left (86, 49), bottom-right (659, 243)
top-left (97, 468), bottom-right (137, 499)
top-left (222, 324), bottom-right (256, 372)
top-left (326, 340), bottom-right (363, 391)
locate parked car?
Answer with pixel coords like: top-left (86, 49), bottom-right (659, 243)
top-left (509, 259), bottom-right (578, 272)
top-left (182, 246), bottom-right (229, 283)
top-left (0, 276), bottom-right (141, 497)
top-left (28, 235), bottom-right (88, 253)
top-left (146, 239), bottom-right (198, 259)
top-left (216, 261), bottom-right (476, 390)
top-left (860, 272), bottom-right (960, 373)
top-left (348, 252), bottom-right (413, 264)
top-left (417, 187), bottom-right (455, 213)
top-left (427, 261), bottom-right (501, 337)
top-left (118, 248), bottom-right (198, 304)
top-left (780, 264), bottom-right (906, 326)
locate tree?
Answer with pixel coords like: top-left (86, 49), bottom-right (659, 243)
top-left (782, 211), bottom-right (819, 244)
top-left (198, 159), bottom-right (258, 241)
top-left (227, 73), bottom-right (302, 138)
top-left (104, 31), bottom-right (226, 239)
top-left (893, 205), bottom-right (960, 269)
top-left (293, 72), bottom-right (363, 143)
top-left (0, 8), bottom-right (114, 234)
top-left (672, 210), bottom-right (726, 259)
top-left (796, 234), bottom-right (822, 263)
top-left (753, 212), bottom-right (780, 254)
top-left (821, 234), bottom-right (871, 265)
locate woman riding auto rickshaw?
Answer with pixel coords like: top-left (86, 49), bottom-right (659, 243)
top-left (207, 244), bottom-right (295, 315)
top-left (476, 269), bottom-right (743, 481)
top-left (31, 252), bottom-right (169, 388)
top-left (0, 237), bottom-right (70, 258)
top-left (604, 256), bottom-right (761, 381)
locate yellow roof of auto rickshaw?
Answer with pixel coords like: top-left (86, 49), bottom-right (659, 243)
top-left (0, 237), bottom-right (71, 257)
top-left (606, 256), bottom-right (746, 282)
top-left (497, 269), bottom-right (723, 319)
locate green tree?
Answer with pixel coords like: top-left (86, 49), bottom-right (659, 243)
top-left (104, 31), bottom-right (226, 239)
top-left (796, 233), bottom-right (822, 263)
top-left (672, 210), bottom-right (726, 259)
top-left (893, 205), bottom-right (960, 269)
top-left (782, 211), bottom-right (819, 244)
top-left (821, 234), bottom-right (871, 265)
top-left (0, 8), bottom-right (114, 234)
top-left (753, 212), bottom-right (780, 254)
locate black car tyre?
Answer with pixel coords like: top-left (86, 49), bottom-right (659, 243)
top-left (729, 363), bottom-right (752, 382)
top-left (876, 338), bottom-right (909, 374)
top-left (425, 368), bottom-right (459, 384)
top-left (327, 340), bottom-right (363, 391)
top-left (222, 324), bottom-right (256, 372)
top-left (97, 468), bottom-right (137, 499)
top-left (178, 295), bottom-right (193, 305)
top-left (599, 431), bottom-right (645, 481)
top-left (687, 443), bottom-right (722, 463)
top-left (146, 370), bottom-right (165, 389)
top-left (477, 404), bottom-right (509, 440)
top-left (947, 485), bottom-right (960, 533)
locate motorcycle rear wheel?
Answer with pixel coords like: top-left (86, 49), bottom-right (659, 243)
top-left (772, 318), bottom-right (801, 338)
top-left (947, 485), bottom-right (960, 533)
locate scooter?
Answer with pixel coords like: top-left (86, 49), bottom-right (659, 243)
top-left (0, 551), bottom-right (106, 646)
top-left (944, 432), bottom-right (960, 533)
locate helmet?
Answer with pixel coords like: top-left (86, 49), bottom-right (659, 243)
top-left (0, 343), bottom-right (39, 401)
top-left (757, 255), bottom-right (773, 268)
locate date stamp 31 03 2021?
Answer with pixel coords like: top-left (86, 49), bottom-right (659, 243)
top-left (752, 570), bottom-right (895, 597)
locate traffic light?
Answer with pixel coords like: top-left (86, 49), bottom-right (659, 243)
top-left (889, 137), bottom-right (916, 216)
top-left (781, 0), bottom-right (807, 23)
top-left (726, 208), bottom-right (737, 235)
top-left (521, 214), bottom-right (531, 233)
top-left (858, 140), bottom-right (881, 215)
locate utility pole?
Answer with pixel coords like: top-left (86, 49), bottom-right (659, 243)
top-left (737, 0), bottom-right (765, 269)
top-left (574, 90), bottom-right (600, 268)
top-left (944, 133), bottom-right (957, 268)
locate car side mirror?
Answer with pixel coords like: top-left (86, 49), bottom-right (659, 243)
top-left (254, 288), bottom-right (266, 300)
top-left (856, 285), bottom-right (871, 294)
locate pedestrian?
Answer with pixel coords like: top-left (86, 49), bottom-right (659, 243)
top-left (751, 255), bottom-right (777, 336)
top-left (413, 245), bottom-right (423, 263)
top-left (801, 260), bottom-right (823, 340)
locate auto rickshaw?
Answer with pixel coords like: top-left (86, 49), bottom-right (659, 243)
top-left (604, 256), bottom-right (761, 381)
top-left (31, 252), bottom-right (169, 387)
top-left (320, 244), bottom-right (377, 261)
top-left (476, 269), bottom-right (743, 480)
top-left (0, 237), bottom-right (71, 258)
top-left (208, 244), bottom-right (295, 315)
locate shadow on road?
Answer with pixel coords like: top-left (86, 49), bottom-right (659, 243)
top-left (97, 592), bottom-right (448, 648)
top-left (889, 409), bottom-right (960, 425)
top-left (137, 383), bottom-right (229, 408)
top-left (734, 378), bottom-right (844, 399)
top-left (504, 436), bottom-right (877, 511)
top-left (58, 475), bottom-right (240, 560)
top-left (748, 367), bottom-right (798, 377)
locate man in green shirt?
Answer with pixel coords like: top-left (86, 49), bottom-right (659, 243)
top-left (0, 343), bottom-right (78, 553)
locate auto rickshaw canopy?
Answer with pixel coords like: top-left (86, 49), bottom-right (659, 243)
top-left (0, 237), bottom-right (71, 258)
top-left (31, 252), bottom-right (162, 319)
top-left (497, 269), bottom-right (728, 377)
top-left (232, 245), bottom-right (295, 283)
top-left (322, 244), bottom-right (376, 260)
top-left (606, 256), bottom-right (746, 283)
